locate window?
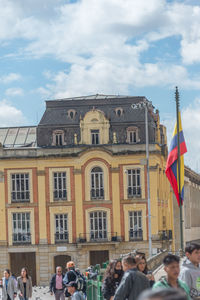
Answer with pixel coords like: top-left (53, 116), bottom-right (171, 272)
top-left (68, 109), bottom-right (76, 120)
top-left (126, 127), bottom-right (139, 144)
top-left (127, 169), bottom-right (141, 198)
top-left (91, 167), bottom-right (104, 199)
top-left (12, 212), bottom-right (31, 244)
top-left (53, 172), bottom-right (67, 200)
top-left (55, 214), bottom-right (68, 243)
top-left (129, 211), bottom-right (143, 240)
top-left (90, 211), bottom-right (107, 241)
top-left (11, 173), bottom-right (30, 202)
top-left (115, 107), bottom-right (123, 117)
top-left (91, 130), bottom-right (100, 145)
top-left (52, 130), bottom-right (65, 146)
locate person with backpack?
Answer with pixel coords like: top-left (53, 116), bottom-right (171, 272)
top-left (153, 254), bottom-right (191, 300)
top-left (66, 281), bottom-right (85, 300)
top-left (63, 261), bottom-right (86, 298)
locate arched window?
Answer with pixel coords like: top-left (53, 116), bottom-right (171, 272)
top-left (91, 167), bottom-right (104, 199)
top-left (90, 211), bottom-right (107, 241)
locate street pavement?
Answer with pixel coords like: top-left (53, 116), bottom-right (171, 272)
top-left (0, 266), bottom-right (167, 300)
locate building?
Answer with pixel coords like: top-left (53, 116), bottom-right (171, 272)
top-left (173, 166), bottom-right (200, 251)
top-left (0, 94), bottom-right (173, 285)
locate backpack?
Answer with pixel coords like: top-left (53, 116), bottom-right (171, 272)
top-left (72, 270), bottom-right (86, 293)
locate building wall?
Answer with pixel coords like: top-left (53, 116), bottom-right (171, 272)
top-left (173, 166), bottom-right (200, 251)
top-left (0, 96), bottom-right (173, 285)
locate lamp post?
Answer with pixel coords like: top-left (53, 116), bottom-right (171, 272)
top-left (131, 99), bottom-right (152, 257)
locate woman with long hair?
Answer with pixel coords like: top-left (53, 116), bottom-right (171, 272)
top-left (136, 255), bottom-right (155, 287)
top-left (17, 267), bottom-right (32, 300)
top-left (2, 269), bottom-right (17, 300)
top-left (102, 259), bottom-right (124, 300)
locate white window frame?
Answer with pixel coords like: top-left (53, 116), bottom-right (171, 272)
top-left (52, 130), bottom-right (65, 146)
top-left (90, 211), bottom-right (107, 240)
top-left (129, 211), bottom-right (143, 240)
top-left (127, 169), bottom-right (141, 198)
top-left (12, 212), bottom-right (31, 244)
top-left (55, 214), bottom-right (68, 242)
top-left (11, 173), bottom-right (30, 202)
top-left (91, 129), bottom-right (100, 145)
top-left (91, 167), bottom-right (104, 199)
top-left (53, 172), bottom-right (67, 200)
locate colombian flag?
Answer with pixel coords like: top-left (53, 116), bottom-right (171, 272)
top-left (165, 112), bottom-right (187, 206)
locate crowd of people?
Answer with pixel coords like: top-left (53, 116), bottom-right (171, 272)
top-left (101, 242), bottom-right (200, 300)
top-left (1, 242), bottom-right (200, 300)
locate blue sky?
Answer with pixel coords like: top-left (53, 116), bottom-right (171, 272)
top-left (0, 0), bottom-right (200, 170)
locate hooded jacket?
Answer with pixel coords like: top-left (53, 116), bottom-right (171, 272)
top-left (153, 277), bottom-right (191, 300)
top-left (179, 258), bottom-right (200, 299)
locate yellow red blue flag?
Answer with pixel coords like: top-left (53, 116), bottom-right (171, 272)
top-left (165, 112), bottom-right (187, 206)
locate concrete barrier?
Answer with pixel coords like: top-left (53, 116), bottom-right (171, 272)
top-left (147, 250), bottom-right (168, 271)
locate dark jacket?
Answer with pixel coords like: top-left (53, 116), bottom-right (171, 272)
top-left (113, 268), bottom-right (150, 300)
top-left (102, 275), bottom-right (123, 300)
top-left (63, 269), bottom-right (77, 285)
top-left (50, 273), bottom-right (65, 293)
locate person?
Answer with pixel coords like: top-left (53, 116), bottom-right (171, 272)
top-left (113, 255), bottom-right (150, 300)
top-left (66, 281), bottom-right (85, 300)
top-left (138, 288), bottom-right (188, 300)
top-left (2, 269), bottom-right (17, 300)
top-left (17, 267), bottom-right (32, 300)
top-left (102, 259), bottom-right (124, 300)
top-left (153, 254), bottom-right (191, 300)
top-left (63, 261), bottom-right (86, 297)
top-left (136, 254), bottom-right (155, 287)
top-left (49, 266), bottom-right (65, 300)
top-left (179, 243), bottom-right (200, 299)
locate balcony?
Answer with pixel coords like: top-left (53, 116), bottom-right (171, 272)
top-left (127, 187), bottom-right (141, 198)
top-left (129, 229), bottom-right (143, 241)
top-left (11, 191), bottom-right (30, 203)
top-left (77, 232), bottom-right (122, 243)
top-left (55, 232), bottom-right (69, 243)
top-left (90, 189), bottom-right (104, 200)
top-left (13, 233), bottom-right (31, 245)
top-left (53, 190), bottom-right (67, 201)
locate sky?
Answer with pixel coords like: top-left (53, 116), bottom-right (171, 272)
top-left (0, 0), bottom-right (200, 171)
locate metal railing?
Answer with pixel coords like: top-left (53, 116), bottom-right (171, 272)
top-left (127, 187), bottom-right (141, 198)
top-left (129, 229), bottom-right (143, 241)
top-left (53, 190), bottom-right (67, 201)
top-left (77, 232), bottom-right (121, 243)
top-left (55, 232), bottom-right (69, 243)
top-left (13, 233), bottom-right (31, 244)
top-left (90, 189), bottom-right (104, 200)
top-left (11, 191), bottom-right (30, 202)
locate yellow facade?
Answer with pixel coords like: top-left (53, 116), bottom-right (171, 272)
top-left (0, 103), bottom-right (173, 285)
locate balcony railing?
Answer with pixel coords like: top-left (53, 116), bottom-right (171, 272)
top-left (90, 189), bottom-right (104, 200)
top-left (53, 190), bottom-right (67, 201)
top-left (127, 187), bottom-right (141, 198)
top-left (55, 232), bottom-right (69, 243)
top-left (13, 233), bottom-right (31, 244)
top-left (11, 191), bottom-right (30, 202)
top-left (129, 229), bottom-right (143, 241)
top-left (77, 232), bottom-right (121, 243)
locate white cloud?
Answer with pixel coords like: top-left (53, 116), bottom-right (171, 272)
top-left (0, 100), bottom-right (26, 126)
top-left (5, 87), bottom-right (24, 97)
top-left (162, 98), bottom-right (200, 172)
top-left (0, 73), bottom-right (21, 84)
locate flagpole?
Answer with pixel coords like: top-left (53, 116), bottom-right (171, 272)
top-left (175, 86), bottom-right (184, 252)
